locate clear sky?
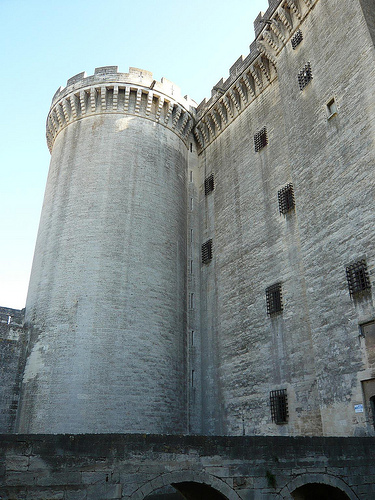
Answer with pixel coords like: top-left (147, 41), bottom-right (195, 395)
top-left (0, 0), bottom-right (268, 310)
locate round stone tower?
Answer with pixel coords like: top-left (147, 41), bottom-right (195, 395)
top-left (17, 66), bottom-right (196, 434)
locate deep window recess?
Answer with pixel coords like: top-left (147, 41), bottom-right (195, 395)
top-left (346, 259), bottom-right (371, 297)
top-left (327, 97), bottom-right (337, 118)
top-left (266, 283), bottom-right (283, 315)
top-left (270, 389), bottom-right (288, 424)
top-left (278, 183), bottom-right (295, 215)
top-left (189, 293), bottom-right (194, 309)
top-left (254, 127), bottom-right (268, 152)
top-left (202, 239), bottom-right (213, 264)
top-left (298, 62), bottom-right (313, 90)
top-left (291, 29), bottom-right (303, 49)
top-left (205, 174), bottom-right (215, 195)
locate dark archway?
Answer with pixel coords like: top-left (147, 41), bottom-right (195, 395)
top-left (144, 482), bottom-right (228, 500)
top-left (292, 483), bottom-right (351, 500)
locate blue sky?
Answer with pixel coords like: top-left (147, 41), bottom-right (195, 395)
top-left (0, 0), bottom-right (268, 309)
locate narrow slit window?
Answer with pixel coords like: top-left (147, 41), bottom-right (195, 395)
top-left (278, 183), bottom-right (295, 215)
top-left (298, 62), bottom-right (313, 90)
top-left (205, 173), bottom-right (215, 195)
top-left (346, 259), bottom-right (371, 297)
top-left (190, 197), bottom-right (194, 211)
top-left (189, 293), bottom-right (194, 309)
top-left (266, 283), bottom-right (283, 315)
top-left (190, 170), bottom-right (193, 182)
top-left (202, 239), bottom-right (213, 264)
top-left (254, 127), bottom-right (268, 152)
top-left (270, 389), bottom-right (288, 424)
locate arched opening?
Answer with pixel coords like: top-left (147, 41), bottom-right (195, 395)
top-left (144, 482), bottom-right (228, 499)
top-left (292, 483), bottom-right (351, 500)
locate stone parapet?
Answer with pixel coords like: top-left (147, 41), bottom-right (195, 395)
top-left (46, 66), bottom-right (197, 152)
top-left (194, 0), bottom-right (319, 152)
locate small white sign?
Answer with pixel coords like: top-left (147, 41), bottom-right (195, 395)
top-left (354, 404), bottom-right (364, 413)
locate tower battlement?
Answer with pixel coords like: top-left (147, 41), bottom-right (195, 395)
top-left (194, 0), bottom-right (318, 151)
top-left (47, 66), bottom-right (196, 152)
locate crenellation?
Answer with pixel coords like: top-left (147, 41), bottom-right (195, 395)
top-left (67, 71), bottom-right (87, 86)
top-left (4, 5), bottom-right (375, 495)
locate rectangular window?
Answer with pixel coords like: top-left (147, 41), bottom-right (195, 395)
top-left (254, 127), bottom-right (268, 152)
top-left (326, 97), bottom-right (337, 118)
top-left (190, 170), bottom-right (193, 182)
top-left (266, 283), bottom-right (283, 315)
top-left (201, 239), bottom-right (213, 264)
top-left (190, 197), bottom-right (194, 210)
top-left (204, 173), bottom-right (215, 195)
top-left (190, 260), bottom-right (193, 274)
top-left (278, 183), bottom-right (295, 215)
top-left (270, 389), bottom-right (288, 424)
top-left (189, 293), bottom-right (194, 309)
top-left (190, 229), bottom-right (193, 243)
top-left (346, 259), bottom-right (371, 297)
top-left (298, 62), bottom-right (313, 90)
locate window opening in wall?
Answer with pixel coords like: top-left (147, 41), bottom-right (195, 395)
top-left (190, 170), bottom-right (193, 182)
top-left (291, 29), bottom-right (303, 49)
top-left (254, 127), bottom-right (268, 152)
top-left (190, 229), bottom-right (193, 243)
top-left (190, 259), bottom-right (193, 274)
top-left (190, 142), bottom-right (193, 152)
top-left (205, 173), bottom-right (215, 195)
top-left (191, 370), bottom-right (195, 387)
top-left (190, 197), bottom-right (194, 210)
top-left (326, 97), bottom-right (337, 118)
top-left (278, 183), bottom-right (295, 215)
top-left (189, 293), bottom-right (194, 309)
top-left (346, 259), bottom-right (371, 297)
top-left (298, 62), bottom-right (313, 90)
top-left (270, 389), bottom-right (288, 424)
top-left (191, 330), bottom-right (194, 345)
top-left (370, 396), bottom-right (375, 429)
top-left (202, 239), bottom-right (213, 264)
top-left (266, 283), bottom-right (283, 315)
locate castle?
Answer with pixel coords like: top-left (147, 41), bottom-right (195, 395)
top-left (1, 0), bottom-right (375, 498)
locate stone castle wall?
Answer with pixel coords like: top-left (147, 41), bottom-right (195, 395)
top-left (1, 434), bottom-right (375, 499)
top-left (195, 0), bottom-right (375, 436)
top-left (17, 68), bottom-right (196, 434)
top-left (0, 307), bottom-right (26, 433)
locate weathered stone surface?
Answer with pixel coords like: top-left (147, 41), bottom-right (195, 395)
top-left (0, 434), bottom-right (374, 499)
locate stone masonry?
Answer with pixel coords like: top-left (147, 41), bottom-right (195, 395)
top-left (1, 0), bottom-right (375, 497)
